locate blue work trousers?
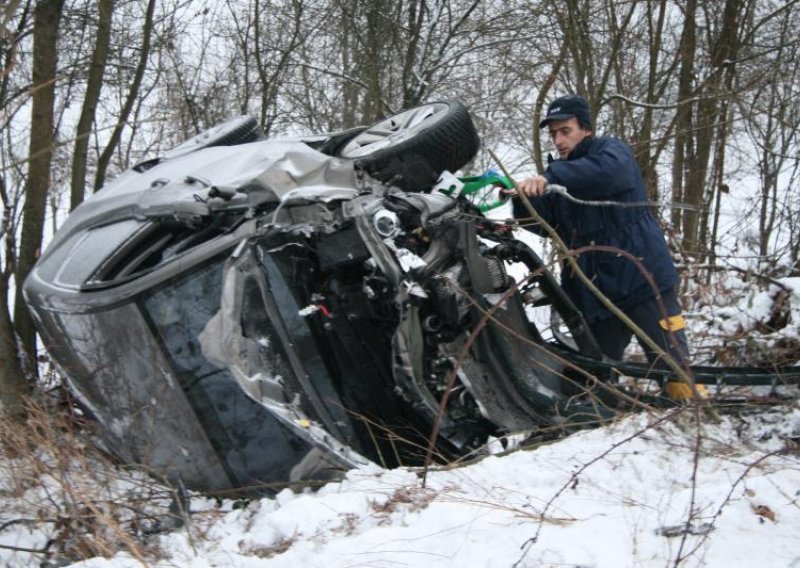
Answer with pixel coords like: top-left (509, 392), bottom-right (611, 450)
top-left (588, 287), bottom-right (691, 369)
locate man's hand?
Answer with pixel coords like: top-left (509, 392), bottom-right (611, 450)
top-left (514, 175), bottom-right (548, 197)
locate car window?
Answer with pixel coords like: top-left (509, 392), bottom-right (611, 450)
top-left (141, 258), bottom-right (309, 488)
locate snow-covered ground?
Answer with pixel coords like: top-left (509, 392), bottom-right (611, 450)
top-left (2, 404), bottom-right (799, 567)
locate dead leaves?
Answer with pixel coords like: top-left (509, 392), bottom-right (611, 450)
top-left (371, 485), bottom-right (439, 515)
top-left (751, 504), bottom-right (776, 523)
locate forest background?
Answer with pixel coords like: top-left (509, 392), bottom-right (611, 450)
top-left (1, 0), bottom-right (799, 417)
top-left (1, 1), bottom-right (800, 565)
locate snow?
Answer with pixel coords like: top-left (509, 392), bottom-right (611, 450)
top-left (172, 410), bottom-right (800, 567)
top-left (2, 407), bottom-right (794, 568)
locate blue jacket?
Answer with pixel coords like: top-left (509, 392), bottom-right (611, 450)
top-left (514, 135), bottom-right (678, 323)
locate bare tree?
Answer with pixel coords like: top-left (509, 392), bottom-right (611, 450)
top-left (223, 0), bottom-right (315, 135)
top-left (739, 4), bottom-right (800, 272)
top-left (69, 0), bottom-right (114, 210)
top-left (678, 0), bottom-right (747, 255)
top-left (4, 0), bottom-right (65, 411)
top-left (0, 0), bottom-right (33, 419)
top-left (93, 0), bottom-right (156, 191)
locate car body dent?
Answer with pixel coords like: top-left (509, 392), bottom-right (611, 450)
top-left (23, 138), bottom-right (370, 491)
top-left (41, 140), bottom-right (360, 260)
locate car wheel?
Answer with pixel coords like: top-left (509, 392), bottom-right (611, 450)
top-left (336, 100), bottom-right (480, 192)
top-left (315, 126), bottom-right (368, 156)
top-left (162, 115), bottom-right (264, 160)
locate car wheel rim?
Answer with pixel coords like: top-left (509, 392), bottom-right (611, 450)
top-left (338, 102), bottom-right (450, 158)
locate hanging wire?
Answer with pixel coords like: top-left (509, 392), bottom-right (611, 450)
top-left (535, 184), bottom-right (707, 212)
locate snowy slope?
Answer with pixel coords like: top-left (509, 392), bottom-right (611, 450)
top-left (55, 406), bottom-right (800, 568)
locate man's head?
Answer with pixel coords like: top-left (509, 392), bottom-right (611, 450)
top-left (539, 95), bottom-right (593, 159)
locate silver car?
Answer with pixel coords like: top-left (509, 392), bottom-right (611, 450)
top-left (23, 101), bottom-right (670, 493)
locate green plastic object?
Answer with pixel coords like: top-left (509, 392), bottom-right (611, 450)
top-left (443, 170), bottom-right (513, 212)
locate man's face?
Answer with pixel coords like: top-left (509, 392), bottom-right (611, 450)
top-left (547, 117), bottom-right (592, 159)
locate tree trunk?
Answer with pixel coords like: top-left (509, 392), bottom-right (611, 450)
top-left (0, 176), bottom-right (28, 420)
top-left (706, 109), bottom-right (729, 276)
top-left (636, 0), bottom-right (667, 201)
top-left (12, 0), bottom-right (65, 382)
top-left (671, 0), bottom-right (696, 233)
top-left (560, 0), bottom-right (595, 96)
top-left (401, 0), bottom-right (424, 107)
top-left (682, 0), bottom-right (742, 255)
top-left (532, 54), bottom-right (565, 172)
top-left (70, 0), bottom-right (114, 210)
top-left (94, 0), bottom-right (155, 192)
top-left (0, 1), bottom-right (32, 420)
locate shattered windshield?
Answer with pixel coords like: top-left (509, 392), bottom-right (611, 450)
top-left (140, 257), bottom-right (309, 488)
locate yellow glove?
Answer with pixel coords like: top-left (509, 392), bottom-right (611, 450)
top-left (665, 381), bottom-right (709, 401)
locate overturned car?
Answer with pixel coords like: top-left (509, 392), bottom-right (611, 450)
top-left (23, 101), bottom-right (798, 493)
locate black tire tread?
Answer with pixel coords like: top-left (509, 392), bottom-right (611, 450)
top-left (351, 101), bottom-right (480, 192)
top-left (204, 116), bottom-right (263, 148)
top-left (163, 115), bottom-right (264, 160)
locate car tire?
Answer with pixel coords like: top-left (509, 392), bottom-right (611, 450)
top-left (316, 126), bottom-right (368, 156)
top-left (336, 100), bottom-right (480, 192)
top-left (162, 115), bottom-right (264, 160)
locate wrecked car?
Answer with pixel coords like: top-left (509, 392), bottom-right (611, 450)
top-left (23, 101), bottom-right (800, 493)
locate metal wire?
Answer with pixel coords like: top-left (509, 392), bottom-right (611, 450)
top-left (545, 184), bottom-right (706, 212)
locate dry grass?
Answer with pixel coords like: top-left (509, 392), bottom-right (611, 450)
top-left (0, 395), bottom-right (183, 567)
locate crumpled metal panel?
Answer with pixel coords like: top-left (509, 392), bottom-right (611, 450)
top-left (42, 141), bottom-right (360, 259)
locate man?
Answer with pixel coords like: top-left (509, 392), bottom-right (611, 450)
top-left (513, 94), bottom-right (703, 400)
